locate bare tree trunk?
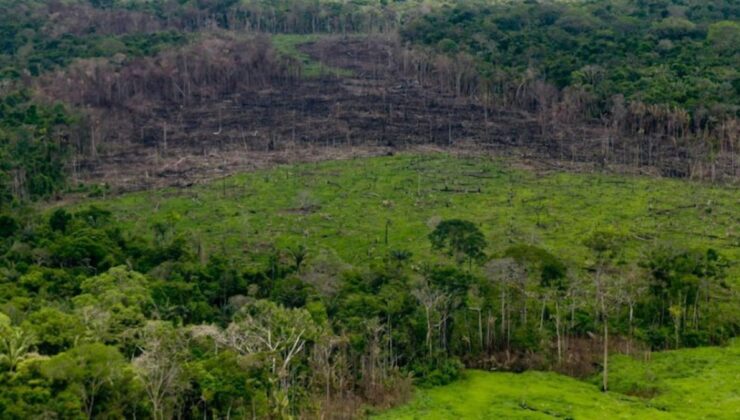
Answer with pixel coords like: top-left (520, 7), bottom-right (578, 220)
top-left (425, 307), bottom-right (432, 357)
top-left (556, 300), bottom-right (562, 365)
top-left (162, 122), bottom-right (168, 156)
top-left (478, 309), bottom-right (483, 351)
top-left (539, 299), bottom-right (546, 330)
top-left (628, 302), bottom-right (634, 355)
top-left (603, 317), bottom-right (608, 392)
top-left (500, 289), bottom-right (506, 349)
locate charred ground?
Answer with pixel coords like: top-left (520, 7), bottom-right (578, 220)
top-left (37, 34), bottom-right (733, 193)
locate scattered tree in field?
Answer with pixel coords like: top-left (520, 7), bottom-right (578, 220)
top-left (429, 219), bottom-right (487, 269)
top-left (288, 244), bottom-right (308, 272)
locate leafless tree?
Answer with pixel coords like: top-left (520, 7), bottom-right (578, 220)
top-left (133, 321), bottom-right (190, 420)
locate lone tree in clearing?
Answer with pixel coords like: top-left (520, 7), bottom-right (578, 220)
top-left (429, 219), bottom-right (487, 269)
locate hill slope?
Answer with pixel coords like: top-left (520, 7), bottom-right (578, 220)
top-left (79, 154), bottom-right (740, 279)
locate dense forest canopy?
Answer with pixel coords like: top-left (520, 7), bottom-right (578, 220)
top-left (403, 0), bottom-right (740, 112)
top-left (0, 0), bottom-right (738, 418)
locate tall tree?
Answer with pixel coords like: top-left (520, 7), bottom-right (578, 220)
top-left (429, 219), bottom-right (487, 269)
top-left (133, 321), bottom-right (190, 420)
top-left (43, 343), bottom-right (131, 419)
top-left (584, 230), bottom-right (624, 392)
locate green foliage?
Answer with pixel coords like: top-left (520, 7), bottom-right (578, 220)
top-left (411, 356), bottom-right (464, 387)
top-left (504, 244), bottom-right (567, 290)
top-left (401, 0), bottom-right (740, 112)
top-left (18, 267), bottom-right (81, 299)
top-left (271, 34), bottom-right (353, 78)
top-left (0, 215), bottom-right (19, 238)
top-left (72, 266), bottom-right (151, 347)
top-left (0, 313), bottom-right (35, 371)
top-left (584, 229), bottom-right (626, 261)
top-left (187, 350), bottom-right (269, 419)
top-left (78, 266), bottom-right (150, 310)
top-left (49, 209), bottom-right (72, 233)
top-left (645, 247), bottom-right (727, 300)
top-left (0, 91), bottom-right (74, 203)
top-left (51, 228), bottom-right (120, 269)
top-left (707, 20), bottom-right (740, 55)
top-left (641, 246), bottom-right (732, 347)
top-left (23, 308), bottom-right (82, 355)
top-left (429, 219), bottom-right (487, 267)
top-left (0, 355), bottom-right (85, 419)
top-left (43, 343), bottom-right (138, 418)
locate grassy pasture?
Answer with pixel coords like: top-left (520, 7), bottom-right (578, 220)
top-left (601, 339), bottom-right (740, 418)
top-left (271, 34), bottom-right (353, 78)
top-left (373, 370), bottom-right (671, 419)
top-left (374, 339), bottom-right (740, 419)
top-left (78, 154), bottom-right (739, 280)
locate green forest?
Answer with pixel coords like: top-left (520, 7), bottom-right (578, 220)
top-left (403, 0), bottom-right (739, 111)
top-left (1, 0), bottom-right (738, 419)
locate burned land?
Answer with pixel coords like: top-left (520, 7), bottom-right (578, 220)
top-left (35, 34), bottom-right (735, 193)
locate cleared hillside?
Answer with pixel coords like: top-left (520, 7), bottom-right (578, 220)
top-left (79, 154), bottom-right (740, 280)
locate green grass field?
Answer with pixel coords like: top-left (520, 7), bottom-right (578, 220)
top-left (271, 34), bottom-right (353, 78)
top-left (374, 340), bottom-right (740, 419)
top-left (601, 340), bottom-right (740, 418)
top-left (77, 154), bottom-right (739, 279)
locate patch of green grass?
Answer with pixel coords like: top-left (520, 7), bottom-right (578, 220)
top-left (271, 34), bottom-right (353, 78)
top-left (375, 340), bottom-right (740, 419)
top-left (601, 339), bottom-right (740, 418)
top-left (372, 370), bottom-right (672, 419)
top-left (76, 154), bottom-right (740, 280)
